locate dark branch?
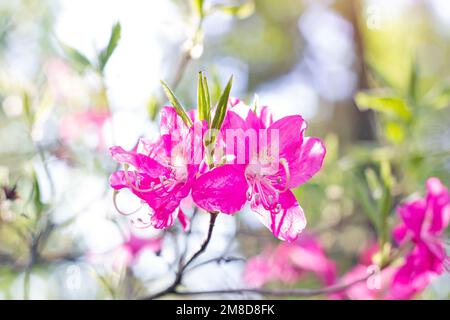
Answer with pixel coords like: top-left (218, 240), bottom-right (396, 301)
top-left (145, 212), bottom-right (218, 300)
top-left (172, 272), bottom-right (371, 298)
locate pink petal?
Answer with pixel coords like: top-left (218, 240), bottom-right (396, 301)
top-left (286, 237), bottom-right (337, 285)
top-left (425, 177), bottom-right (450, 234)
top-left (192, 164), bottom-right (248, 214)
top-left (159, 106), bottom-right (188, 136)
top-left (110, 146), bottom-right (168, 177)
top-left (397, 199), bottom-right (426, 240)
top-left (259, 106), bottom-right (273, 128)
top-left (252, 190), bottom-right (307, 242)
top-left (243, 256), bottom-right (274, 287)
top-left (392, 223), bottom-right (408, 245)
top-left (289, 137), bottom-right (326, 187)
top-left (178, 206), bottom-right (191, 231)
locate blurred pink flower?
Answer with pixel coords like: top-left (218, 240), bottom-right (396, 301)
top-left (118, 233), bottom-right (163, 266)
top-left (59, 110), bottom-right (110, 149)
top-left (192, 104), bottom-right (325, 241)
top-left (333, 242), bottom-right (423, 300)
top-left (337, 177), bottom-right (450, 301)
top-left (244, 235), bottom-right (336, 287)
top-left (391, 177), bottom-right (450, 296)
top-left (87, 233), bottom-right (163, 270)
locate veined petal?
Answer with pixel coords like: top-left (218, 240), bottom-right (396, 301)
top-left (252, 190), bottom-right (306, 242)
top-left (259, 106), bottom-right (273, 128)
top-left (178, 206), bottom-right (190, 231)
top-left (160, 106), bottom-right (188, 136)
top-left (397, 199), bottom-right (426, 240)
top-left (110, 146), bottom-right (168, 177)
top-left (425, 177), bottom-right (450, 234)
top-left (192, 164), bottom-right (247, 214)
top-left (288, 137), bottom-right (326, 187)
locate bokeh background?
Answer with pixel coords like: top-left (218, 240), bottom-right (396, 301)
top-left (0, 0), bottom-right (449, 299)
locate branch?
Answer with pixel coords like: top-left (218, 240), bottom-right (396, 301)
top-left (145, 212), bottom-right (218, 300)
top-left (185, 256), bottom-right (246, 272)
top-left (172, 272), bottom-right (372, 298)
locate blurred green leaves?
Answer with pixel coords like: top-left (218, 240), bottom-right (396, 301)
top-left (193, 0), bottom-right (205, 18)
top-left (60, 22), bottom-right (121, 75)
top-left (59, 42), bottom-right (92, 73)
top-left (213, 1), bottom-right (255, 19)
top-left (355, 91), bottom-right (412, 144)
top-left (355, 92), bottom-right (412, 122)
top-left (98, 22), bottom-right (121, 72)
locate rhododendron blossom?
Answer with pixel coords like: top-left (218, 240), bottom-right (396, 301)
top-left (337, 179), bottom-right (449, 300)
top-left (109, 107), bottom-right (204, 230)
top-left (244, 235), bottom-right (336, 287)
top-left (192, 102), bottom-right (326, 241)
top-left (110, 99), bottom-right (325, 242)
top-left (391, 177), bottom-right (450, 296)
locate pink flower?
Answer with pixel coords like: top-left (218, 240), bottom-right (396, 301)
top-left (59, 110), bottom-right (110, 149)
top-left (333, 242), bottom-right (427, 300)
top-left (391, 177), bottom-right (450, 295)
top-left (244, 235), bottom-right (336, 287)
top-left (109, 99), bottom-right (324, 241)
top-left (109, 107), bottom-right (204, 230)
top-left (332, 243), bottom-right (399, 300)
top-left (119, 233), bottom-right (163, 266)
top-left (192, 104), bottom-right (325, 241)
top-left (335, 264), bottom-right (401, 300)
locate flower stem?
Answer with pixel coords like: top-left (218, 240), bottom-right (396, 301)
top-left (145, 212), bottom-right (218, 300)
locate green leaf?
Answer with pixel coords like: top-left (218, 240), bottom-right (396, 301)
top-left (355, 91), bottom-right (412, 122)
top-left (202, 76), bottom-right (211, 121)
top-left (197, 72), bottom-right (206, 122)
top-left (424, 83), bottom-right (450, 110)
top-left (353, 176), bottom-right (379, 230)
top-left (160, 80), bottom-right (193, 127)
top-left (146, 95), bottom-right (159, 121)
top-left (22, 92), bottom-right (33, 126)
top-left (60, 42), bottom-right (92, 72)
top-left (367, 64), bottom-right (394, 89)
top-left (380, 160), bottom-right (394, 188)
top-left (98, 22), bottom-right (121, 72)
top-left (193, 0), bottom-right (204, 17)
top-left (384, 121), bottom-right (405, 144)
top-left (364, 167), bottom-right (382, 200)
top-left (197, 72), bottom-right (211, 124)
top-left (408, 58), bottom-right (419, 103)
top-left (31, 170), bottom-right (44, 215)
top-left (378, 184), bottom-right (392, 249)
top-left (211, 75), bottom-right (233, 131)
top-left (215, 1), bottom-right (255, 19)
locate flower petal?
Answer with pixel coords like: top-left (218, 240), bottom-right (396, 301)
top-left (110, 146), bottom-right (168, 177)
top-left (252, 190), bottom-right (307, 242)
top-left (192, 164), bottom-right (247, 214)
top-left (178, 206), bottom-right (190, 231)
top-left (289, 137), bottom-right (326, 187)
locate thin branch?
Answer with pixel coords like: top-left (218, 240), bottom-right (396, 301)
top-left (145, 212), bottom-right (218, 300)
top-left (185, 256), bottom-right (246, 272)
top-left (172, 272), bottom-right (372, 298)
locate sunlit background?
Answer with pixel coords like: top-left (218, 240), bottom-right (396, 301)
top-left (0, 0), bottom-right (449, 299)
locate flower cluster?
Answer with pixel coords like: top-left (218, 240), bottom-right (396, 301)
top-left (391, 177), bottom-right (450, 297)
top-left (109, 98), bottom-right (325, 242)
top-left (336, 178), bottom-right (449, 300)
